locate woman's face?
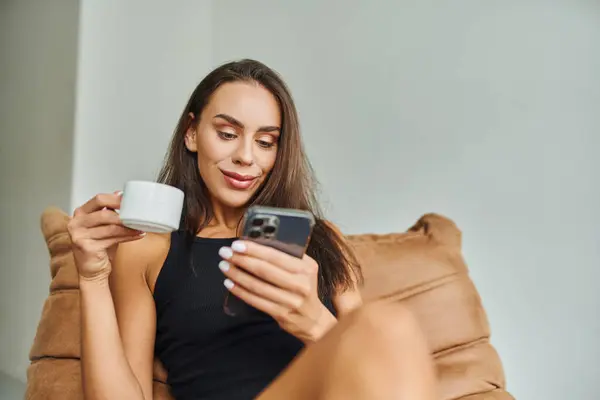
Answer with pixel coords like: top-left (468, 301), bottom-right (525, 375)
top-left (185, 81), bottom-right (281, 209)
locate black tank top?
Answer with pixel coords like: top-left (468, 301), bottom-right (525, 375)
top-left (153, 231), bottom-right (336, 400)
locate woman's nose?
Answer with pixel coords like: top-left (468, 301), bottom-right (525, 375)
top-left (232, 138), bottom-right (254, 166)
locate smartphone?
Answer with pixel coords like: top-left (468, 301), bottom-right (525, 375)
top-left (223, 206), bottom-right (316, 317)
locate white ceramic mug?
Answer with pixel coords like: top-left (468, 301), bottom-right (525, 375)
top-left (119, 181), bottom-right (184, 233)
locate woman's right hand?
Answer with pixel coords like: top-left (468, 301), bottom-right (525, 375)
top-left (67, 192), bottom-right (145, 281)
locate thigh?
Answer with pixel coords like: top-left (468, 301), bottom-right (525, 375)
top-left (256, 301), bottom-right (436, 400)
top-left (256, 308), bottom-right (354, 400)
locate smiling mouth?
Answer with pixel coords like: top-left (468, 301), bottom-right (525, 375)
top-left (220, 170), bottom-right (258, 190)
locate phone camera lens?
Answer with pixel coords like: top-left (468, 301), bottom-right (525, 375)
top-left (263, 225), bottom-right (276, 234)
top-left (252, 218), bottom-right (264, 227)
top-left (249, 229), bottom-right (262, 238)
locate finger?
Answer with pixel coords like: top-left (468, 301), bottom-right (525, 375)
top-left (224, 278), bottom-right (287, 318)
top-left (95, 233), bottom-right (146, 249)
top-left (219, 261), bottom-right (303, 309)
top-left (75, 192), bottom-right (122, 216)
top-left (87, 224), bottom-right (144, 240)
top-left (223, 253), bottom-right (310, 296)
top-left (77, 208), bottom-right (122, 228)
top-left (228, 241), bottom-right (304, 273)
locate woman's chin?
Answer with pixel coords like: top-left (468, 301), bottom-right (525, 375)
top-left (215, 190), bottom-right (255, 209)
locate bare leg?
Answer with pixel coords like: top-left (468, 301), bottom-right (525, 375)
top-left (257, 301), bottom-right (437, 400)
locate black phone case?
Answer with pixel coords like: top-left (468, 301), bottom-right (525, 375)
top-left (223, 206), bottom-right (315, 317)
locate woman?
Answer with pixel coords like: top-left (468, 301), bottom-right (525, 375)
top-left (68, 59), bottom-right (436, 399)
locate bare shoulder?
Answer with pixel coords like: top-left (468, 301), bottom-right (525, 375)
top-left (115, 232), bottom-right (170, 268)
top-left (113, 233), bottom-right (171, 289)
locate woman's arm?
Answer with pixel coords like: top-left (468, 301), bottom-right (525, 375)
top-left (332, 283), bottom-right (363, 317)
top-left (79, 234), bottom-right (164, 400)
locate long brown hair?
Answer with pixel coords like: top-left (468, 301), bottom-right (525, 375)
top-left (157, 59), bottom-right (362, 298)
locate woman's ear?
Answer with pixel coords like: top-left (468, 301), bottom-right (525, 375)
top-left (184, 112), bottom-right (198, 152)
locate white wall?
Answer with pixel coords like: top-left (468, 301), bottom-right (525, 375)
top-left (212, 1), bottom-right (600, 399)
top-left (71, 0), bottom-right (213, 208)
top-left (0, 0), bottom-right (79, 385)
top-left (0, 0), bottom-right (213, 386)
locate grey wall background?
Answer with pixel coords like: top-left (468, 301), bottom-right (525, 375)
top-left (0, 0), bottom-right (212, 395)
top-left (2, 1), bottom-right (598, 399)
top-left (70, 0), bottom-right (213, 207)
top-left (0, 0), bottom-right (79, 392)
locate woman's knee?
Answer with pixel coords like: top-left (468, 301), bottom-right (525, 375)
top-left (344, 300), bottom-right (423, 347)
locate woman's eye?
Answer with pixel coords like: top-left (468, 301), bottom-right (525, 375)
top-left (218, 131), bottom-right (237, 140)
top-left (257, 140), bottom-right (275, 149)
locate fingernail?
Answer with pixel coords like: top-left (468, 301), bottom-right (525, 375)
top-left (218, 260), bottom-right (230, 272)
top-left (116, 191), bottom-right (123, 196)
top-left (219, 246), bottom-right (233, 260)
top-left (231, 241), bottom-right (246, 253)
top-left (138, 232), bottom-right (146, 237)
top-left (224, 279), bottom-right (235, 290)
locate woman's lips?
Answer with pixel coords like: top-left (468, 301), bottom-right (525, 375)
top-left (220, 170), bottom-right (258, 190)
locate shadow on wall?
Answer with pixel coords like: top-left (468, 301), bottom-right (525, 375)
top-left (0, 372), bottom-right (25, 399)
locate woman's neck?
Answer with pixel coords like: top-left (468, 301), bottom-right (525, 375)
top-left (200, 200), bottom-right (244, 238)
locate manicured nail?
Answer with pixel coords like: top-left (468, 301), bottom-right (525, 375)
top-left (231, 241), bottom-right (246, 253)
top-left (218, 260), bottom-right (230, 272)
top-left (224, 279), bottom-right (235, 290)
top-left (219, 246), bottom-right (233, 260)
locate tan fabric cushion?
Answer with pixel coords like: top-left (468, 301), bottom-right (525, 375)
top-left (26, 207), bottom-right (512, 400)
top-left (26, 359), bottom-right (81, 400)
top-left (347, 214), bottom-right (511, 399)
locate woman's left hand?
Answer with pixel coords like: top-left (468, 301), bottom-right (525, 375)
top-left (218, 240), bottom-right (336, 343)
